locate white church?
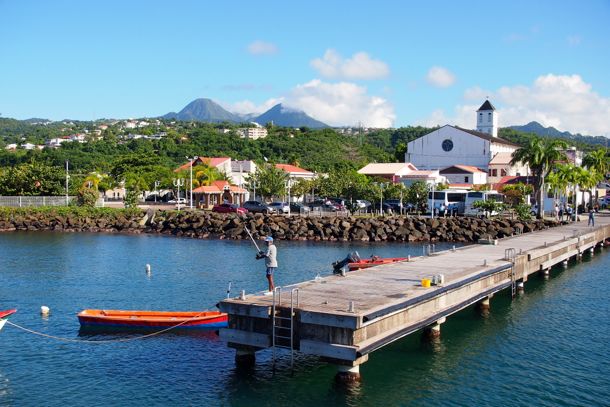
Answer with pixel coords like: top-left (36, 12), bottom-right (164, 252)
top-left (405, 100), bottom-right (521, 171)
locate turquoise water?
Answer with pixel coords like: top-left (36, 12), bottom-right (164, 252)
top-left (0, 232), bottom-right (608, 406)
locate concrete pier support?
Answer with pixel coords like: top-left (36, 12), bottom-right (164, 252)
top-left (477, 296), bottom-right (492, 311)
top-left (335, 364), bottom-right (361, 383)
top-left (562, 260), bottom-right (569, 268)
top-left (424, 317), bottom-right (446, 340)
top-left (234, 348), bottom-right (256, 368)
top-left (589, 247), bottom-right (594, 256)
top-left (517, 281), bottom-right (525, 294)
top-left (540, 268), bottom-right (550, 280)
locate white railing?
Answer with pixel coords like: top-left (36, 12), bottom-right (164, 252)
top-left (0, 196), bottom-right (76, 207)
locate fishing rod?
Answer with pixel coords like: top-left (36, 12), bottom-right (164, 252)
top-left (244, 226), bottom-right (262, 253)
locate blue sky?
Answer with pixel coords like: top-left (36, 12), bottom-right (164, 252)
top-left (1, 0), bottom-right (609, 135)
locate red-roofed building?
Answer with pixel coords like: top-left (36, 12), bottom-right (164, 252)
top-left (192, 180), bottom-right (247, 208)
top-left (275, 163), bottom-right (315, 180)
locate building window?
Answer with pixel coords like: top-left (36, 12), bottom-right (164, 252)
top-left (492, 169), bottom-right (498, 177)
top-left (488, 169), bottom-right (493, 176)
top-left (479, 113), bottom-right (482, 122)
top-left (488, 112), bottom-right (492, 122)
top-left (501, 169), bottom-right (507, 176)
top-left (464, 176), bottom-right (469, 183)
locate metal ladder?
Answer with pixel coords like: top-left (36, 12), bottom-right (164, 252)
top-left (271, 286), bottom-right (299, 368)
top-left (504, 248), bottom-right (517, 298)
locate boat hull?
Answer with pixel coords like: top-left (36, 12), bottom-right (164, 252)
top-left (77, 309), bottom-right (228, 330)
top-left (348, 257), bottom-right (408, 271)
top-left (0, 309), bottom-right (16, 332)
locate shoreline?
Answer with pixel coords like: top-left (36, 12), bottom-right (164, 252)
top-left (0, 207), bottom-right (560, 243)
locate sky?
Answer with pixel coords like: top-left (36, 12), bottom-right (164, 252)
top-left (1, 0), bottom-right (609, 136)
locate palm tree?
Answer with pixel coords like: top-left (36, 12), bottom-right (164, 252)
top-left (582, 148), bottom-right (609, 202)
top-left (511, 137), bottom-right (568, 218)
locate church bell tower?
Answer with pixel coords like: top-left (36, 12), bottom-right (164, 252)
top-left (476, 99), bottom-right (498, 137)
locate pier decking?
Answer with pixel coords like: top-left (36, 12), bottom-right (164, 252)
top-left (219, 216), bottom-right (610, 380)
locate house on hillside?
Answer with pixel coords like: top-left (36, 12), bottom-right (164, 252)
top-left (405, 100), bottom-right (520, 170)
top-left (238, 123), bottom-right (268, 140)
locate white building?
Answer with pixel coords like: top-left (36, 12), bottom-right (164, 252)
top-left (238, 123), bottom-right (268, 140)
top-left (405, 100), bottom-right (519, 170)
top-left (357, 163), bottom-right (418, 182)
top-left (488, 152), bottom-right (529, 184)
top-left (439, 165), bottom-right (487, 186)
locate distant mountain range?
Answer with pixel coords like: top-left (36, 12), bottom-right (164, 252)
top-left (509, 121), bottom-right (608, 147)
top-left (162, 98), bottom-right (328, 128)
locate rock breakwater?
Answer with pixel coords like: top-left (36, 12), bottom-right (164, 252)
top-left (0, 208), bottom-right (559, 243)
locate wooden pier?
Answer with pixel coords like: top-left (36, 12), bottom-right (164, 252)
top-left (219, 216), bottom-right (610, 381)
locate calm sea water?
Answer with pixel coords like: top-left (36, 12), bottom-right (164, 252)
top-left (0, 232), bottom-right (608, 406)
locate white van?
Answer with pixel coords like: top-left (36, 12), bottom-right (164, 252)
top-left (464, 191), bottom-right (504, 216)
top-left (427, 190), bottom-right (468, 215)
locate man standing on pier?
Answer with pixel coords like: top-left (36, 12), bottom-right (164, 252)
top-left (256, 236), bottom-right (277, 293)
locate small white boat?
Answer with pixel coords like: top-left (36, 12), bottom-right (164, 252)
top-left (0, 309), bottom-right (16, 332)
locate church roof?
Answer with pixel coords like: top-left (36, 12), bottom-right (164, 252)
top-left (453, 126), bottom-right (519, 147)
top-left (477, 100), bottom-right (496, 111)
top-left (440, 165), bottom-right (486, 174)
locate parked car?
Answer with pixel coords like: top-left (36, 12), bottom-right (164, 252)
top-left (144, 194), bottom-right (160, 202)
top-left (168, 198), bottom-right (187, 204)
top-left (308, 200), bottom-right (338, 212)
top-left (598, 196), bottom-right (610, 208)
top-left (373, 202), bottom-right (393, 213)
top-left (327, 198), bottom-right (347, 211)
top-left (212, 203), bottom-right (247, 214)
top-left (242, 200), bottom-right (274, 214)
top-left (289, 202), bottom-right (310, 214)
top-left (355, 199), bottom-right (371, 209)
top-left (269, 202), bottom-right (290, 214)
top-left (384, 199), bottom-right (404, 211)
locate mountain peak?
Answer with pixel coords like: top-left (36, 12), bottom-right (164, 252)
top-left (162, 99), bottom-right (328, 128)
top-left (254, 103), bottom-right (327, 128)
top-left (162, 98), bottom-right (241, 122)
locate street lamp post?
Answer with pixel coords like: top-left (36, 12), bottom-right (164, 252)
top-left (253, 181), bottom-right (257, 202)
top-left (186, 156), bottom-right (198, 209)
top-left (286, 179), bottom-right (292, 215)
top-left (431, 182), bottom-right (436, 219)
top-left (154, 180), bottom-right (160, 203)
top-left (173, 178), bottom-right (184, 211)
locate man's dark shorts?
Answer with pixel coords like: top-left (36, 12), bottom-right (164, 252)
top-left (266, 267), bottom-right (276, 276)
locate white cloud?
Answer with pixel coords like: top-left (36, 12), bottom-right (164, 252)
top-left (247, 40), bottom-right (278, 55)
top-left (426, 66), bottom-right (456, 88)
top-left (283, 79), bottom-right (395, 127)
top-left (419, 74), bottom-right (610, 136)
top-left (310, 49), bottom-right (389, 80)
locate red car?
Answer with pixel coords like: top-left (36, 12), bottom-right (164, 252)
top-left (212, 203), bottom-right (247, 214)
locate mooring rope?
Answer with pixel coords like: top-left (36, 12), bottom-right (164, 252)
top-left (4, 309), bottom-right (217, 344)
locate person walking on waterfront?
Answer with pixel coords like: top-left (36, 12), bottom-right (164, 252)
top-left (588, 207), bottom-right (595, 227)
top-left (256, 236), bottom-right (277, 292)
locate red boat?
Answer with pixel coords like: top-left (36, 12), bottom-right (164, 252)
top-left (77, 309), bottom-right (228, 330)
top-left (0, 309), bottom-right (16, 332)
top-left (347, 256), bottom-right (409, 270)
top-left (333, 252), bottom-right (409, 273)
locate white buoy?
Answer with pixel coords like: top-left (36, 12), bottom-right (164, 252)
top-left (145, 264), bottom-right (151, 273)
top-left (40, 306), bottom-right (50, 316)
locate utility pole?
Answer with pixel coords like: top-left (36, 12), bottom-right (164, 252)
top-left (186, 156), bottom-right (198, 209)
top-left (173, 178), bottom-right (184, 211)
